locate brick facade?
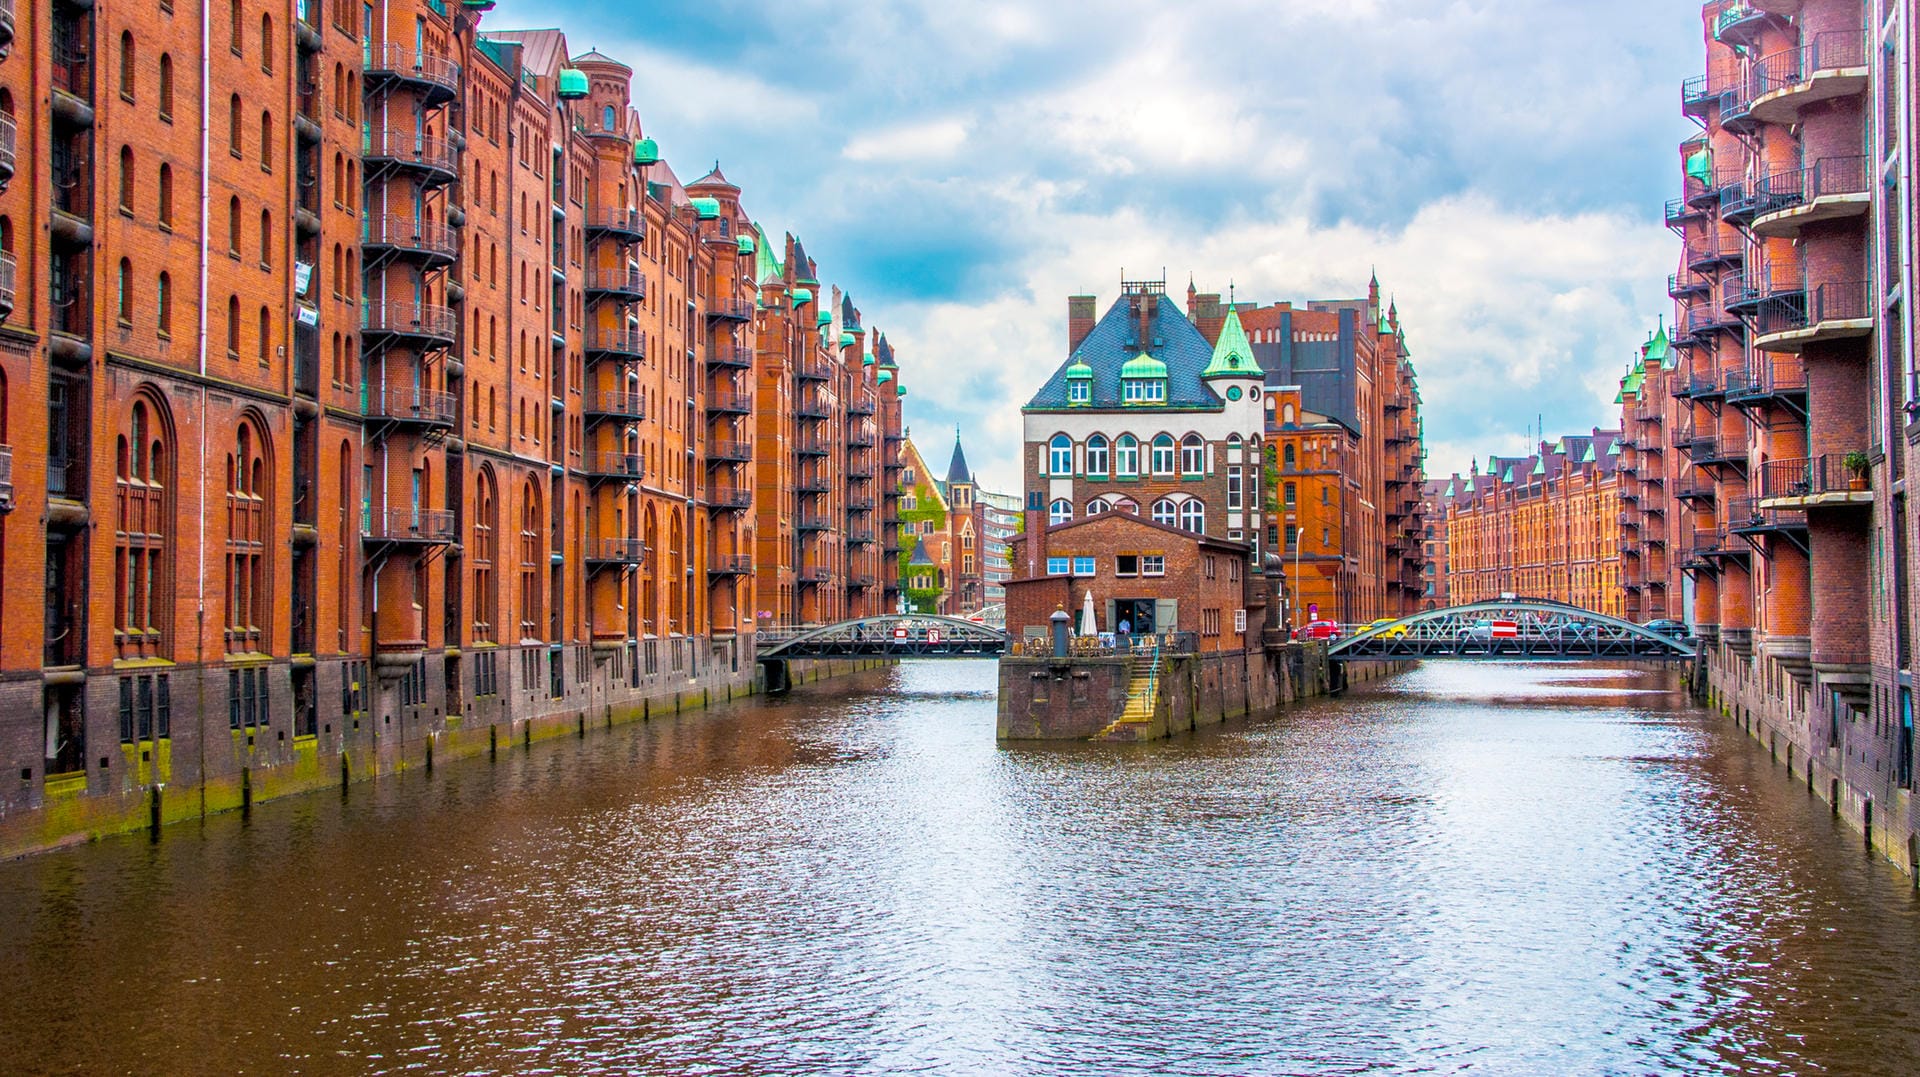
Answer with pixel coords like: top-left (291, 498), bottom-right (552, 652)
top-left (0, 2), bottom-right (905, 854)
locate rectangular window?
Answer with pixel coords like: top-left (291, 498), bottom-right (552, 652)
top-left (1072, 556), bottom-right (1095, 576)
top-left (1228, 466), bottom-right (1242, 510)
top-left (1116, 554), bottom-right (1139, 577)
top-left (1046, 557), bottom-right (1069, 576)
top-left (1234, 609), bottom-right (1247, 633)
top-left (1142, 555), bottom-right (1165, 576)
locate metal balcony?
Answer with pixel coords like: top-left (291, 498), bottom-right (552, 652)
top-left (0, 444), bottom-right (13, 512)
top-left (364, 387), bottom-right (456, 432)
top-left (1686, 435), bottom-right (1745, 469)
top-left (705, 391), bottom-right (751, 416)
top-left (362, 43), bottom-right (461, 105)
top-left (1683, 304), bottom-right (1742, 343)
top-left (1723, 362), bottom-right (1807, 411)
top-left (362, 129), bottom-right (459, 185)
top-left (0, 112), bottom-right (14, 191)
top-left (796, 399), bottom-right (831, 421)
top-left (1752, 156), bottom-right (1870, 239)
top-left (1664, 197), bottom-right (1704, 229)
top-left (1712, 3), bottom-right (1775, 50)
top-left (362, 215), bottom-right (458, 267)
top-left (586, 327), bottom-right (646, 361)
top-left (585, 390), bottom-right (645, 424)
top-left (1753, 281), bottom-right (1872, 353)
top-left (694, 345), bottom-right (748, 373)
top-left (1750, 31), bottom-right (1868, 125)
top-left (585, 267), bottom-right (646, 301)
top-left (847, 397), bottom-right (876, 417)
top-left (1668, 266), bottom-right (1710, 298)
top-left (362, 302), bottom-right (456, 345)
top-left (1681, 73), bottom-right (1719, 118)
top-left (848, 429), bottom-right (876, 449)
top-left (1727, 496), bottom-right (1807, 540)
top-left (704, 297), bottom-right (753, 323)
top-left (0, 251), bottom-right (14, 323)
top-left (797, 475), bottom-right (831, 494)
top-left (795, 358), bottom-right (832, 382)
top-left (708, 553), bottom-right (754, 577)
top-left (707, 439), bottom-right (751, 463)
top-left (362, 507), bottom-right (456, 548)
top-left (1758, 454), bottom-right (1874, 509)
top-left (584, 207), bottom-right (646, 242)
top-left (1685, 234), bottom-right (1742, 273)
top-left (797, 438), bottom-right (829, 457)
top-left (797, 565), bottom-right (832, 584)
top-left (586, 451), bottom-right (645, 483)
top-left (1675, 478), bottom-right (1716, 503)
top-left (586, 538), bottom-right (648, 567)
top-left (797, 515), bottom-right (831, 532)
top-left (847, 529), bottom-right (875, 546)
top-left (707, 485), bottom-right (752, 511)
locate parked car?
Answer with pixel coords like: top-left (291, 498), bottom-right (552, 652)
top-left (1642, 619), bottom-right (1688, 640)
top-left (1364, 617), bottom-right (1409, 639)
top-left (1458, 619), bottom-right (1517, 644)
top-left (1294, 620), bottom-right (1342, 641)
top-left (1550, 621), bottom-right (1592, 641)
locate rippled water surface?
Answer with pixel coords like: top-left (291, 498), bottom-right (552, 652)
top-left (3, 662), bottom-right (1919, 1075)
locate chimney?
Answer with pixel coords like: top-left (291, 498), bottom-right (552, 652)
top-left (1022, 492), bottom-right (1048, 579)
top-left (1067, 295), bottom-right (1096, 354)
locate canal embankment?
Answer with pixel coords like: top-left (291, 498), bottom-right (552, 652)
top-left (0, 656), bottom-right (887, 860)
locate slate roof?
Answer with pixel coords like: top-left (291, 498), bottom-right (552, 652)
top-left (908, 543), bottom-right (937, 567)
top-left (570, 49), bottom-right (629, 71)
top-left (946, 431), bottom-right (972, 485)
top-left (689, 164), bottom-right (738, 190)
top-left (1025, 295), bottom-right (1221, 411)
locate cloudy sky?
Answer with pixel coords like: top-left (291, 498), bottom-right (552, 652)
top-left (493, 0), bottom-right (1702, 491)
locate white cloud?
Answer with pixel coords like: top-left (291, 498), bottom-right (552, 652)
top-left (842, 119), bottom-right (970, 163)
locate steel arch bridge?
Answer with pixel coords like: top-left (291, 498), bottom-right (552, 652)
top-left (1328, 600), bottom-right (1696, 662)
top-left (757, 615), bottom-right (1010, 660)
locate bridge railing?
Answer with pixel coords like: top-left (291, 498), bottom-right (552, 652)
top-left (1015, 631), bottom-right (1198, 658)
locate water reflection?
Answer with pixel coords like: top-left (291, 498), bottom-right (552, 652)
top-left (1, 661), bottom-right (1917, 1074)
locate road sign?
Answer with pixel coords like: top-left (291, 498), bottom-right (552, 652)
top-left (927, 628), bottom-right (941, 644)
top-left (893, 626), bottom-right (909, 639)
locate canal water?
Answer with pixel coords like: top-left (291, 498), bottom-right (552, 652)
top-left (2, 662), bottom-right (1918, 1075)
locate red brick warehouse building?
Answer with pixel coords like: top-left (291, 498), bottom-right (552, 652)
top-left (0, 0), bottom-right (906, 855)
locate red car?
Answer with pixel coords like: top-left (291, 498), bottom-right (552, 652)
top-left (1294, 620), bottom-right (1342, 641)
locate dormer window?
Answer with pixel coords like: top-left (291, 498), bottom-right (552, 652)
top-left (1069, 380), bottom-right (1091, 403)
top-left (1123, 378), bottom-right (1165, 403)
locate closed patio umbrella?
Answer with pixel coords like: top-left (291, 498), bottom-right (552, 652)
top-left (1081, 589), bottom-right (1097, 636)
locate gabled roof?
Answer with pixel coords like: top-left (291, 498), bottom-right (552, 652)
top-left (753, 223), bottom-right (783, 285)
top-left (908, 543), bottom-right (937, 566)
top-left (1025, 294), bottom-right (1221, 411)
top-left (1022, 510), bottom-right (1252, 555)
top-left (482, 29), bottom-right (568, 82)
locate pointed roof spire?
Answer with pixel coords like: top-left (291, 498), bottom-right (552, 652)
top-left (1202, 305), bottom-right (1255, 378)
top-left (946, 427), bottom-right (973, 486)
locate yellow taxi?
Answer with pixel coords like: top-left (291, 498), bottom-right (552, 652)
top-left (1365, 617), bottom-right (1410, 639)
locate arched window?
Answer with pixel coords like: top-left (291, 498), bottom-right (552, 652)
top-left (257, 305), bottom-right (271, 361)
top-left (116, 258), bottom-right (133, 323)
top-left (1048, 434), bottom-right (1072, 476)
top-left (225, 419), bottom-right (270, 652)
top-left (603, 104), bottom-right (616, 131)
top-left (1111, 497), bottom-right (1139, 515)
top-left (1227, 433), bottom-right (1241, 452)
top-left (1180, 500), bottom-right (1206, 533)
top-left (1150, 434), bottom-right (1175, 475)
top-left (1086, 498), bottom-right (1109, 516)
top-left (1283, 444), bottom-right (1296, 469)
top-left (259, 111), bottom-right (273, 170)
top-left (1282, 403), bottom-right (1296, 424)
top-left (1151, 498), bottom-right (1177, 527)
top-left (1085, 434), bottom-right (1109, 477)
top-left (474, 469), bottom-right (499, 641)
top-left (228, 197), bottom-right (242, 253)
top-left (156, 272), bottom-right (171, 335)
top-left (229, 0), bottom-right (243, 54)
top-left (118, 146), bottom-right (134, 212)
top-left (158, 165), bottom-right (174, 227)
top-left (259, 15), bottom-right (273, 73)
top-left (1181, 434), bottom-right (1205, 475)
top-left (227, 295), bottom-right (241, 354)
top-left (158, 54), bottom-right (174, 119)
top-left (259, 209), bottom-right (272, 266)
top-left (229, 94), bottom-right (243, 156)
top-left (1048, 498), bottom-right (1073, 525)
top-left (1116, 435), bottom-right (1139, 477)
top-left (114, 396), bottom-right (172, 659)
top-left (119, 32), bottom-right (136, 99)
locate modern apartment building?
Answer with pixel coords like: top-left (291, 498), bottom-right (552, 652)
top-left (1440, 432), bottom-right (1626, 618)
top-left (1667, 0), bottom-right (1916, 870)
top-left (0, 1), bottom-right (904, 855)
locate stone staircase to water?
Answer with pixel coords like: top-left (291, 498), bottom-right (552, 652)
top-left (1090, 650), bottom-right (1161, 741)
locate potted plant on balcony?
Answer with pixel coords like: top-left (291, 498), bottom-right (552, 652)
top-left (1843, 451), bottom-right (1871, 491)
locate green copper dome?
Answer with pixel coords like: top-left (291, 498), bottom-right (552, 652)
top-left (1064, 359), bottom-right (1094, 380)
top-left (557, 69), bottom-right (589, 99)
top-left (792, 287), bottom-right (813, 306)
top-left (1685, 146), bottom-right (1712, 184)
top-left (1645, 324), bottom-right (1671, 368)
top-left (633, 138), bottom-right (659, 166)
top-left (816, 309), bottom-right (832, 327)
top-left (896, 384), bottom-right (906, 397)
top-left (877, 370), bottom-right (892, 384)
top-left (1202, 307), bottom-right (1256, 378)
top-left (735, 234), bottom-right (756, 256)
top-left (1119, 352), bottom-right (1168, 379)
top-left (839, 331), bottom-right (857, 348)
top-left (690, 196), bottom-right (720, 220)
top-left (863, 354), bottom-right (874, 366)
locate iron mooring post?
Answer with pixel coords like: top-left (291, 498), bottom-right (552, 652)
top-left (1050, 609), bottom-right (1071, 658)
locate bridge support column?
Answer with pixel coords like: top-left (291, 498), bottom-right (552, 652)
top-left (761, 659), bottom-right (791, 696)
